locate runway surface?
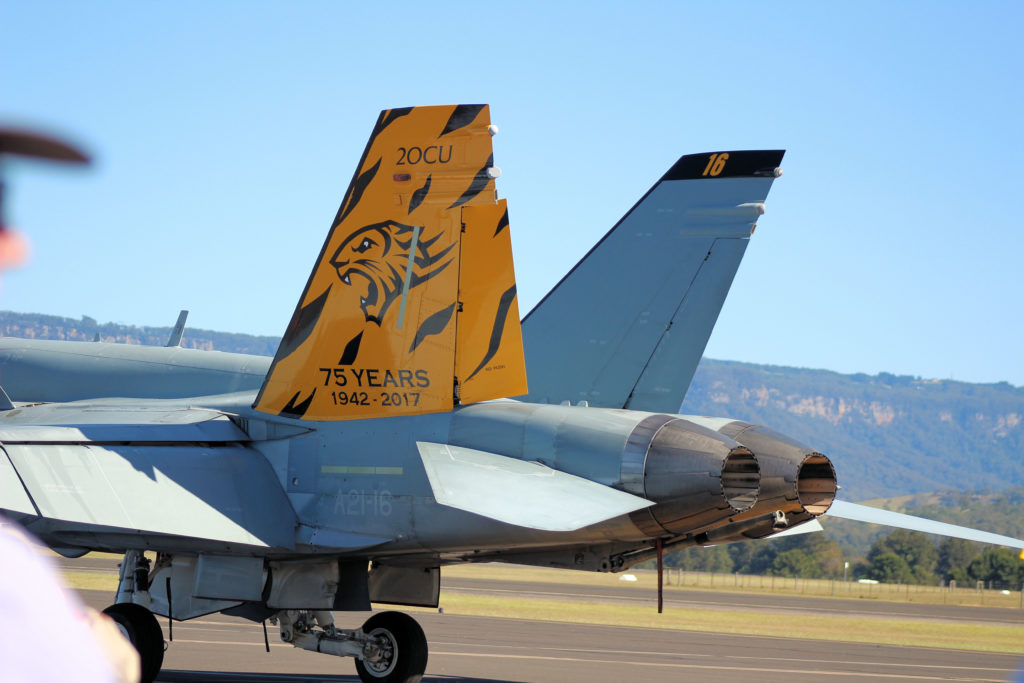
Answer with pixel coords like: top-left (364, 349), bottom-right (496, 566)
top-left (65, 557), bottom-right (1024, 682)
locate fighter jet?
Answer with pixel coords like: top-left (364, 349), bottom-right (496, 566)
top-left (1, 105), bottom-right (1021, 683)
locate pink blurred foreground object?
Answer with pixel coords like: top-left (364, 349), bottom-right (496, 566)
top-left (0, 227), bottom-right (29, 269)
top-left (0, 522), bottom-right (137, 682)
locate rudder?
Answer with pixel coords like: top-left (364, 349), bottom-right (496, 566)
top-left (520, 150), bottom-right (785, 412)
top-left (254, 105), bottom-right (527, 420)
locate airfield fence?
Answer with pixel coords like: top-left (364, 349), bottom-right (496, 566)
top-left (647, 568), bottom-right (1024, 608)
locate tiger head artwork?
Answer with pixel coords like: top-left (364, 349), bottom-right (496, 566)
top-left (329, 220), bottom-right (456, 325)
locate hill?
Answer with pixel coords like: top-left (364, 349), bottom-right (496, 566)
top-left (0, 311), bottom-right (280, 356)
top-left (3, 311), bottom-right (1021, 500)
top-left (680, 359), bottom-right (1024, 499)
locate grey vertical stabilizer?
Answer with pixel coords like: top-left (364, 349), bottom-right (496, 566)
top-left (0, 384), bottom-right (14, 410)
top-left (521, 151), bottom-right (784, 412)
top-left (165, 309), bottom-right (189, 347)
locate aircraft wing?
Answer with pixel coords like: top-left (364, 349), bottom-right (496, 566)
top-left (0, 338), bottom-right (269, 403)
top-left (0, 402), bottom-right (298, 552)
top-left (826, 500), bottom-right (1024, 549)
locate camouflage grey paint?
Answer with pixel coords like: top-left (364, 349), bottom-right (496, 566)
top-left (0, 338), bottom-right (269, 403)
top-left (520, 152), bottom-right (784, 413)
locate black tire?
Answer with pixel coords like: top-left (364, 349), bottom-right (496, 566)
top-left (103, 603), bottom-right (165, 683)
top-left (355, 611), bottom-right (428, 683)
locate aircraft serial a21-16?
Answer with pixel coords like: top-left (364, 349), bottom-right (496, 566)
top-left (2, 104), bottom-right (1022, 683)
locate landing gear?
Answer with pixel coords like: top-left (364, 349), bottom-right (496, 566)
top-left (355, 612), bottom-right (428, 683)
top-left (103, 603), bottom-right (165, 683)
top-left (109, 550), bottom-right (165, 682)
top-left (273, 609), bottom-right (428, 683)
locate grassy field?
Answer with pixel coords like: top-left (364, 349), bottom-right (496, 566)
top-left (60, 558), bottom-right (1024, 655)
top-left (410, 593), bottom-right (1024, 654)
top-left (442, 562), bottom-right (1024, 609)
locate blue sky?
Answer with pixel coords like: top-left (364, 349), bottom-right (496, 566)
top-left (2, 2), bottom-right (1022, 385)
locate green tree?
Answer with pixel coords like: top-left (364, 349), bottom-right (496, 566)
top-left (936, 538), bottom-right (978, 582)
top-left (769, 549), bottom-right (820, 578)
top-left (664, 545), bottom-right (734, 573)
top-left (728, 539), bottom-right (775, 575)
top-left (799, 532), bottom-right (846, 578)
top-left (726, 533), bottom-right (844, 578)
top-left (967, 548), bottom-right (1024, 590)
top-left (867, 530), bottom-right (938, 584)
top-left (865, 552), bottom-right (915, 583)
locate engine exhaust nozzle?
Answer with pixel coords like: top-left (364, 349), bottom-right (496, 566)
top-left (625, 416), bottom-right (761, 537)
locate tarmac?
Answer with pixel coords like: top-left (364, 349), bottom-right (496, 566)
top-left (66, 556), bottom-right (1024, 682)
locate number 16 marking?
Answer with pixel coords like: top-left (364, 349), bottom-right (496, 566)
top-left (702, 152), bottom-right (729, 177)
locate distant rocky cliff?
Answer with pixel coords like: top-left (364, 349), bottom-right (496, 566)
top-left (681, 360), bottom-right (1024, 499)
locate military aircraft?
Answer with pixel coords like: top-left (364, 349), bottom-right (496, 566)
top-left (1, 104), bottom-right (1022, 683)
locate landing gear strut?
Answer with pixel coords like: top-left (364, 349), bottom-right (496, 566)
top-left (273, 609), bottom-right (428, 683)
top-left (108, 550), bottom-right (165, 682)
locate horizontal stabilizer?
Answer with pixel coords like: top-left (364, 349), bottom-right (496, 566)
top-left (827, 500), bottom-right (1024, 549)
top-left (416, 441), bottom-right (653, 531)
top-left (4, 441), bottom-right (296, 550)
top-left (0, 406), bottom-right (249, 443)
top-left (770, 518), bottom-right (824, 538)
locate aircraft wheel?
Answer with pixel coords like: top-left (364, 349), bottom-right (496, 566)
top-left (355, 611), bottom-right (428, 683)
top-left (103, 603), bottom-right (165, 683)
